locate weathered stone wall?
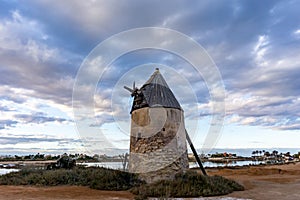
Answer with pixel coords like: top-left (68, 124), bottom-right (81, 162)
top-left (129, 107), bottom-right (189, 183)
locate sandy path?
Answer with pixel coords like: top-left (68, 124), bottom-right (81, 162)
top-left (208, 162), bottom-right (300, 200)
top-left (0, 162), bottom-right (299, 200)
top-left (0, 185), bottom-right (134, 200)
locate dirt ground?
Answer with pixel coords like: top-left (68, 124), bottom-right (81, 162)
top-left (0, 185), bottom-right (134, 200)
top-left (208, 162), bottom-right (300, 200)
top-left (0, 162), bottom-right (299, 200)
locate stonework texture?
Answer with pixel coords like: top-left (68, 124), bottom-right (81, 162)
top-left (129, 107), bottom-right (189, 183)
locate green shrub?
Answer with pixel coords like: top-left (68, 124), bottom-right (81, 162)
top-left (0, 168), bottom-right (243, 199)
top-left (131, 171), bottom-right (244, 199)
top-left (0, 167), bottom-right (142, 190)
top-left (87, 167), bottom-right (143, 190)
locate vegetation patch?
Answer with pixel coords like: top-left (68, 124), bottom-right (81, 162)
top-left (0, 168), bottom-right (243, 199)
top-left (130, 171), bottom-right (244, 199)
top-left (0, 166), bottom-right (142, 190)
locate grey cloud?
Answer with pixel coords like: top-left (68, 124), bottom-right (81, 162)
top-left (0, 120), bottom-right (18, 129)
top-left (14, 112), bottom-right (68, 124)
top-left (0, 10), bottom-right (81, 107)
top-left (0, 91), bottom-right (27, 104)
top-left (0, 136), bottom-right (64, 145)
top-left (0, 105), bottom-right (15, 112)
top-left (277, 124), bottom-right (300, 131)
top-left (90, 114), bottom-right (114, 127)
top-left (27, 0), bottom-right (189, 47)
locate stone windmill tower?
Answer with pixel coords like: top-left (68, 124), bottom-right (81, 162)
top-left (124, 68), bottom-right (189, 183)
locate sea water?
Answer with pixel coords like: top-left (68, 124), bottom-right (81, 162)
top-left (0, 168), bottom-right (19, 176)
top-left (77, 160), bottom-right (264, 170)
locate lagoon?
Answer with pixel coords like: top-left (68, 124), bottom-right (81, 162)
top-left (78, 160), bottom-right (265, 170)
top-left (0, 168), bottom-right (19, 176)
top-left (0, 160), bottom-right (272, 176)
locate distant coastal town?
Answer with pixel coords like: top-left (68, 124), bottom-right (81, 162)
top-left (197, 149), bottom-right (300, 163)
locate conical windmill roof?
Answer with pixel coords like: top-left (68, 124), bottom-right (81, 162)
top-left (139, 68), bottom-right (182, 110)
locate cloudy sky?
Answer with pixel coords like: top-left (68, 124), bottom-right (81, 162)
top-left (0, 0), bottom-right (300, 155)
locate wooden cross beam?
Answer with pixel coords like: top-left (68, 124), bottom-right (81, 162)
top-left (185, 129), bottom-right (207, 176)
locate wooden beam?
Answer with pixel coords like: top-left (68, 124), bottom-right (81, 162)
top-left (185, 129), bottom-right (207, 176)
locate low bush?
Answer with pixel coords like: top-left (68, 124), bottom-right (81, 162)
top-left (0, 166), bottom-right (142, 190)
top-left (130, 171), bottom-right (244, 199)
top-left (0, 168), bottom-right (243, 199)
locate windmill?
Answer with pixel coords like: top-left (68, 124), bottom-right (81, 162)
top-left (124, 68), bottom-right (206, 182)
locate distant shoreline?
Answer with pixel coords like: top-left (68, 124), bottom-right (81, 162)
top-left (1, 159), bottom-right (299, 171)
top-left (1, 147), bottom-right (299, 157)
top-left (1, 148), bottom-right (299, 171)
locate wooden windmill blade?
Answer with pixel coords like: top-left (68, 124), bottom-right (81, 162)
top-left (124, 86), bottom-right (134, 93)
top-left (124, 81), bottom-right (137, 96)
